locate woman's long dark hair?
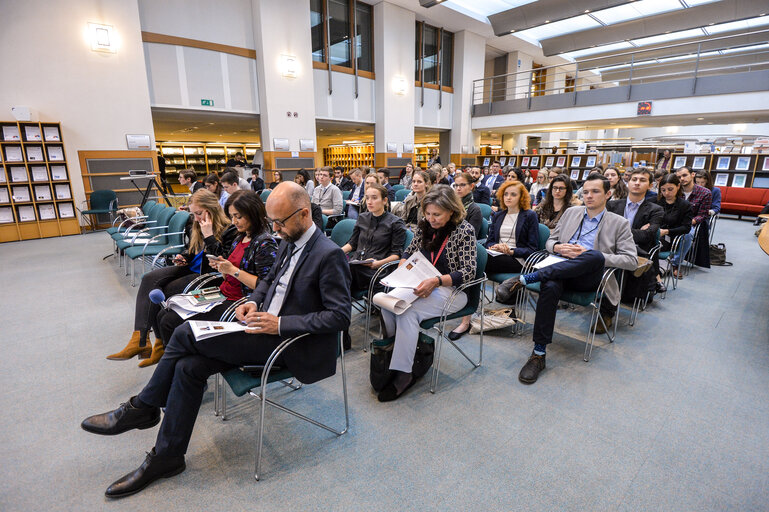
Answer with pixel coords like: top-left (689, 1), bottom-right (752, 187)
top-left (657, 173), bottom-right (683, 200)
top-left (296, 168), bottom-right (312, 185)
top-left (204, 173), bottom-right (222, 197)
top-left (695, 170), bottom-right (714, 190)
top-left (228, 190), bottom-right (269, 238)
top-left (538, 174), bottom-right (573, 219)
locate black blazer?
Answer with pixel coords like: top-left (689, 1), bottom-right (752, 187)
top-left (473, 184), bottom-right (491, 206)
top-left (486, 208), bottom-right (540, 259)
top-left (465, 202), bottom-right (483, 239)
top-left (657, 197), bottom-right (693, 238)
top-left (607, 198), bottom-right (664, 255)
top-left (191, 181), bottom-right (204, 192)
top-left (248, 227), bottom-right (351, 384)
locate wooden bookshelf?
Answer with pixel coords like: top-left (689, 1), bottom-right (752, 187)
top-left (322, 145), bottom-right (374, 170)
top-left (0, 121), bottom-right (79, 243)
top-left (157, 142), bottom-right (260, 183)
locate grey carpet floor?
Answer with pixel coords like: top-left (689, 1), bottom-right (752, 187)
top-left (1, 218), bottom-right (767, 511)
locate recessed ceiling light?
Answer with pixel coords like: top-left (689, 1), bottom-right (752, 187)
top-left (697, 117), bottom-right (704, 120)
top-left (544, 20), bottom-right (550, 23)
top-left (584, 9), bottom-right (590, 13)
top-left (510, 29), bottom-right (515, 33)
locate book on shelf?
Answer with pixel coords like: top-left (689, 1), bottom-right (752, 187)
top-left (38, 204), bottom-right (56, 220)
top-left (34, 185), bottom-right (52, 200)
top-left (57, 203), bottom-right (75, 218)
top-left (47, 146), bottom-right (64, 161)
top-left (5, 146), bottom-right (23, 161)
top-left (0, 207), bottom-right (13, 223)
top-left (30, 166), bottom-right (48, 181)
top-left (55, 184), bottom-right (71, 199)
top-left (10, 167), bottom-right (27, 182)
top-left (50, 166), bottom-right (67, 180)
top-left (12, 186), bottom-right (30, 202)
top-left (24, 126), bottom-right (41, 141)
top-left (43, 126), bottom-right (60, 141)
top-left (26, 146), bottom-right (44, 161)
top-left (18, 205), bottom-right (36, 222)
top-left (2, 126), bottom-right (20, 141)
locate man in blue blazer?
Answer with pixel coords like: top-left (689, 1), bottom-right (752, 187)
top-left (482, 161), bottom-right (505, 192)
top-left (81, 182), bottom-right (352, 498)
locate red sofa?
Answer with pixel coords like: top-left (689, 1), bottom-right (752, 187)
top-left (718, 186), bottom-right (769, 216)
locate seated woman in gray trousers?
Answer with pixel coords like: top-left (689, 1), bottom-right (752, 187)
top-left (379, 185), bottom-right (477, 402)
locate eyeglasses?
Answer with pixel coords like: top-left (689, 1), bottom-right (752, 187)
top-left (267, 208), bottom-right (303, 228)
top-left (454, 182), bottom-right (470, 188)
top-left (551, 186), bottom-right (567, 192)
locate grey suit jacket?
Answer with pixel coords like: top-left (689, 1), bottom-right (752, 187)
top-left (545, 206), bottom-right (638, 304)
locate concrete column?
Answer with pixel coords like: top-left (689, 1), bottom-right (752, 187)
top-left (251, 0), bottom-right (318, 170)
top-left (373, 2), bottom-right (415, 168)
top-left (449, 30), bottom-right (485, 167)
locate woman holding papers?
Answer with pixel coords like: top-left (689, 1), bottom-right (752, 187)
top-left (149, 191), bottom-right (278, 366)
top-left (392, 170), bottom-right (432, 230)
top-left (341, 184), bottom-right (407, 291)
top-left (107, 189), bottom-right (236, 364)
top-left (378, 185), bottom-right (477, 402)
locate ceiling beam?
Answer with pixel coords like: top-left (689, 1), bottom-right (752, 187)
top-left (540, 0), bottom-right (769, 56)
top-left (488, 0), bottom-right (627, 37)
top-left (599, 52), bottom-right (769, 82)
top-left (577, 28), bottom-right (769, 70)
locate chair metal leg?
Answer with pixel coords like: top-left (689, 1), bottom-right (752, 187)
top-left (214, 374), bottom-right (221, 417)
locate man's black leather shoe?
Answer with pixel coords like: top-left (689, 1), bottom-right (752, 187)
top-left (518, 352), bottom-right (546, 384)
top-left (105, 448), bottom-right (185, 498)
top-left (81, 398), bottom-right (160, 435)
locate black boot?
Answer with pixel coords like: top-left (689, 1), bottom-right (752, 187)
top-left (105, 448), bottom-right (185, 498)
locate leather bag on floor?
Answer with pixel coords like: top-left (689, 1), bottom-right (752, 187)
top-left (709, 243), bottom-right (733, 266)
top-left (370, 333), bottom-right (434, 392)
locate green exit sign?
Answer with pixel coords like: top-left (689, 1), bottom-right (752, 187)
top-left (201, 99), bottom-right (214, 106)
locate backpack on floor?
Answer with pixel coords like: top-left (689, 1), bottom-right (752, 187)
top-left (709, 243), bottom-right (733, 266)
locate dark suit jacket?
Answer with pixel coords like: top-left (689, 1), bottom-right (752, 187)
top-left (191, 181), bottom-right (204, 192)
top-left (336, 177), bottom-right (353, 192)
top-left (248, 227), bottom-right (351, 384)
top-left (473, 184), bottom-right (491, 206)
top-left (486, 208), bottom-right (540, 259)
top-left (483, 174), bottom-right (504, 191)
top-left (607, 198), bottom-right (664, 255)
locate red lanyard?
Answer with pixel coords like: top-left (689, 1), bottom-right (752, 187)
top-left (430, 236), bottom-right (449, 266)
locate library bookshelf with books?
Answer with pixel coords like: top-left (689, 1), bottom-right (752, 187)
top-left (0, 121), bottom-right (80, 242)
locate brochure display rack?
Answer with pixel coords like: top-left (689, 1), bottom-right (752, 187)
top-left (0, 121), bottom-right (80, 242)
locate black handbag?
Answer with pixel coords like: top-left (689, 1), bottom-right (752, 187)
top-left (709, 243), bottom-right (733, 266)
top-left (369, 333), bottom-right (435, 392)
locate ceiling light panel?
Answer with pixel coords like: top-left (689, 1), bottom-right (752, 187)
top-left (591, 0), bottom-right (682, 25)
top-left (441, 0), bottom-right (533, 21)
top-left (515, 14), bottom-right (600, 42)
top-left (561, 41), bottom-right (634, 60)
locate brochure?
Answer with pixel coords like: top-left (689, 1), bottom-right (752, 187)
top-left (24, 126), bottom-right (41, 141)
top-left (190, 321), bottom-right (248, 341)
top-left (58, 203), bottom-right (75, 218)
top-left (375, 252), bottom-right (441, 315)
top-left (533, 254), bottom-right (567, 270)
top-left (43, 126), bottom-right (61, 141)
top-left (31, 166), bottom-right (48, 181)
top-left (38, 204), bottom-right (56, 220)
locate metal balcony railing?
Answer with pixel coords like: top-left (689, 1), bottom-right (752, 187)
top-left (472, 28), bottom-right (769, 111)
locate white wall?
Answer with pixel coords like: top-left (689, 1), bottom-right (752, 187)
top-left (451, 30), bottom-right (486, 155)
top-left (0, 0), bottom-right (155, 221)
top-left (374, 2), bottom-right (416, 153)
top-left (143, 42), bottom-right (259, 113)
top-left (251, 0), bottom-right (317, 152)
top-left (313, 70), bottom-right (375, 123)
top-left (415, 89), bottom-right (452, 129)
top-left (138, 0), bottom-right (255, 49)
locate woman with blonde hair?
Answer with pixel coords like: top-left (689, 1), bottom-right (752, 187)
top-left (378, 185), bottom-right (477, 401)
top-left (106, 189), bottom-right (237, 364)
top-left (529, 170), bottom-right (549, 206)
top-left (392, 170), bottom-right (432, 230)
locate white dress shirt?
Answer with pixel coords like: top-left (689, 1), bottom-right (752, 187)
top-left (267, 222), bottom-right (317, 318)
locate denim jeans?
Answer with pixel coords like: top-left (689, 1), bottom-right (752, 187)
top-left (672, 226), bottom-right (695, 267)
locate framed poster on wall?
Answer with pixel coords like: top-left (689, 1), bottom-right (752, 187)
top-left (571, 156), bottom-right (581, 167)
top-left (521, 157), bottom-right (530, 166)
top-left (692, 156), bottom-right (706, 170)
top-left (673, 156), bottom-right (687, 169)
top-left (732, 174), bottom-right (747, 188)
top-left (544, 156), bottom-right (555, 167)
top-left (716, 156), bottom-right (730, 170)
top-left (556, 156), bottom-right (566, 167)
top-left (714, 173), bottom-right (729, 187)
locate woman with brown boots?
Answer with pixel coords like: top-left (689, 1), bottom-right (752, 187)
top-left (106, 189), bottom-right (236, 366)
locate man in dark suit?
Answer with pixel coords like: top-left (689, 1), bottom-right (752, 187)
top-left (470, 166), bottom-right (491, 205)
top-left (333, 167), bottom-right (353, 191)
top-left (81, 182), bottom-right (352, 498)
top-left (607, 167), bottom-right (663, 257)
top-left (482, 161), bottom-right (504, 192)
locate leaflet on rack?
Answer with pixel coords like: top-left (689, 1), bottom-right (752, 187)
top-left (189, 321), bottom-right (248, 341)
top-left (374, 251), bottom-right (441, 315)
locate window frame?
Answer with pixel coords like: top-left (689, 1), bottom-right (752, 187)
top-left (311, 0), bottom-right (375, 80)
top-left (414, 21), bottom-right (454, 93)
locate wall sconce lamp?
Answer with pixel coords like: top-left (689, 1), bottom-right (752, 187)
top-left (392, 76), bottom-right (407, 95)
top-left (281, 54), bottom-right (298, 78)
top-left (88, 23), bottom-right (117, 53)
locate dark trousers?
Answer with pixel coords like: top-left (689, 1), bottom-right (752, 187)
top-left (154, 301), bottom-right (235, 343)
top-left (532, 250), bottom-right (612, 346)
top-left (486, 254), bottom-right (524, 274)
top-left (137, 323), bottom-right (284, 456)
top-left (134, 266), bottom-right (197, 345)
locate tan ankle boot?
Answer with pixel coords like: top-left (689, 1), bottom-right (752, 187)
top-left (106, 331), bottom-right (152, 360)
top-left (138, 339), bottom-right (165, 368)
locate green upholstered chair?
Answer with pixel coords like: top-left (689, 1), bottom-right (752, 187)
top-left (79, 189), bottom-right (118, 232)
top-left (394, 188), bottom-right (410, 202)
top-left (124, 210), bottom-right (190, 286)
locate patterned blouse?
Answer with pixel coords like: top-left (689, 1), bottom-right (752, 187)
top-left (404, 220), bottom-right (477, 287)
top-left (228, 231), bottom-right (279, 297)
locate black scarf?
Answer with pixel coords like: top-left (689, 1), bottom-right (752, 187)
top-left (419, 220), bottom-right (457, 252)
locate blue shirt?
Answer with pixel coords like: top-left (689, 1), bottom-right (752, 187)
top-left (624, 197), bottom-right (643, 227)
top-left (568, 209), bottom-right (605, 250)
top-left (219, 190), bottom-right (230, 208)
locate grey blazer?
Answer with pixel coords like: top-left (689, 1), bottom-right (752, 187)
top-left (545, 206), bottom-right (638, 305)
